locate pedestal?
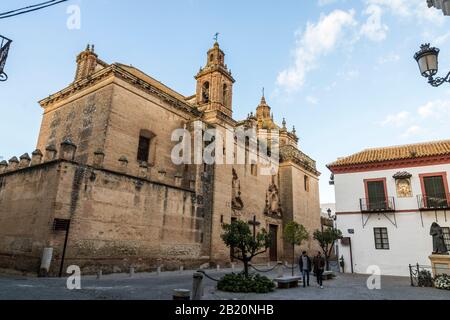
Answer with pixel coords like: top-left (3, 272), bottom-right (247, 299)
top-left (429, 255), bottom-right (450, 277)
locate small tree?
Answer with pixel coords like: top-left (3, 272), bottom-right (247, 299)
top-left (284, 222), bottom-right (309, 276)
top-left (221, 220), bottom-right (272, 278)
top-left (313, 228), bottom-right (343, 271)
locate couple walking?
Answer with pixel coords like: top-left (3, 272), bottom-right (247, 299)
top-left (298, 251), bottom-right (325, 289)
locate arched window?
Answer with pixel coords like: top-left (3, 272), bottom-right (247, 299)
top-left (137, 129), bottom-right (155, 163)
top-left (202, 82), bottom-right (210, 103)
top-left (223, 84), bottom-right (228, 106)
top-left (210, 54), bottom-right (214, 62)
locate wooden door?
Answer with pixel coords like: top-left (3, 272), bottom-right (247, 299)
top-left (269, 225), bottom-right (278, 262)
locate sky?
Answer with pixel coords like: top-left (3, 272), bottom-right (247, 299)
top-left (1, 0), bottom-right (450, 203)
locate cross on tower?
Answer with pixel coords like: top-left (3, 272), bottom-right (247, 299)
top-left (214, 32), bottom-right (220, 43)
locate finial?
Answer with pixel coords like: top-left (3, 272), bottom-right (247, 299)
top-left (91, 44), bottom-right (95, 52)
top-left (214, 32), bottom-right (220, 43)
top-left (260, 87), bottom-right (267, 105)
top-left (86, 44), bottom-right (90, 51)
top-left (282, 118), bottom-right (287, 129)
top-left (292, 126), bottom-right (297, 135)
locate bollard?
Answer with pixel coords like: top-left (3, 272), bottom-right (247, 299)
top-left (277, 262), bottom-right (284, 278)
top-left (129, 266), bottom-right (135, 277)
top-left (173, 289), bottom-right (191, 301)
top-left (97, 269), bottom-right (102, 280)
top-left (39, 248), bottom-right (53, 277)
top-left (192, 272), bottom-right (204, 301)
top-left (231, 263), bottom-right (235, 272)
top-left (217, 264), bottom-right (220, 271)
top-left (180, 266), bottom-right (184, 273)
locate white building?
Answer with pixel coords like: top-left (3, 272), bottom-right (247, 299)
top-left (328, 140), bottom-right (450, 276)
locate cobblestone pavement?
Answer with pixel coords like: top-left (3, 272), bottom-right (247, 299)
top-left (0, 268), bottom-right (449, 300)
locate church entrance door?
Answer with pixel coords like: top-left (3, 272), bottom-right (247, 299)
top-left (269, 225), bottom-right (278, 261)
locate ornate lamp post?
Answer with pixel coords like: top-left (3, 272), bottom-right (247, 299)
top-left (414, 43), bottom-right (450, 87)
top-left (0, 35), bottom-right (12, 82)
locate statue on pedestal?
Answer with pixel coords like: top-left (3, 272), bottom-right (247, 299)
top-left (430, 222), bottom-right (449, 255)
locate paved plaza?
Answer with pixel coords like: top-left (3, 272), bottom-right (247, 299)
top-left (0, 268), bottom-right (449, 300)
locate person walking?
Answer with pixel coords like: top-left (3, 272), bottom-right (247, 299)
top-left (299, 251), bottom-right (311, 288)
top-left (313, 251), bottom-right (325, 289)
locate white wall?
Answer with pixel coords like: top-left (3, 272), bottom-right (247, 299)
top-left (335, 163), bottom-right (450, 276)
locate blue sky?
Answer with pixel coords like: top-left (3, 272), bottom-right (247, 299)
top-left (1, 0), bottom-right (450, 203)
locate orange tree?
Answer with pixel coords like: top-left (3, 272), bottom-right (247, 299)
top-left (221, 220), bottom-right (271, 278)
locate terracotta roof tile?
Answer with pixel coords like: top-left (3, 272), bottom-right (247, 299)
top-left (328, 140), bottom-right (450, 168)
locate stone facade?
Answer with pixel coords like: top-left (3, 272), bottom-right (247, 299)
top-left (0, 42), bottom-right (321, 275)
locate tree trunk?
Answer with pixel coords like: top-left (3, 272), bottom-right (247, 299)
top-left (292, 244), bottom-right (295, 276)
top-left (243, 260), bottom-right (249, 278)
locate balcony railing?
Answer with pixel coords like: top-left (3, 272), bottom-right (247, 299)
top-left (360, 197), bottom-right (396, 213)
top-left (417, 194), bottom-right (450, 210)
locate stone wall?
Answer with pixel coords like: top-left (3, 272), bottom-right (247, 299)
top-left (280, 161), bottom-right (322, 261)
top-left (0, 148), bottom-right (205, 275)
top-left (36, 83), bottom-right (114, 166)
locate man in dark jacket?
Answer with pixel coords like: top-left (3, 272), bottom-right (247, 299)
top-left (313, 251), bottom-right (325, 289)
top-left (299, 251), bottom-right (312, 288)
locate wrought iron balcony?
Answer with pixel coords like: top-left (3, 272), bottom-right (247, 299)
top-left (360, 197), bottom-right (396, 213)
top-left (417, 194), bottom-right (450, 210)
top-left (0, 35), bottom-right (12, 82)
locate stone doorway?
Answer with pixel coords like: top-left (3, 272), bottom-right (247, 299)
top-left (269, 224), bottom-right (278, 261)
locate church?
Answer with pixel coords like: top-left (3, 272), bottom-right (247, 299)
top-left (0, 40), bottom-right (321, 275)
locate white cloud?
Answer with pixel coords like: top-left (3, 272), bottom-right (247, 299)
top-left (378, 53), bottom-right (400, 64)
top-left (277, 10), bottom-right (358, 91)
top-left (361, 4), bottom-right (388, 42)
top-left (379, 100), bottom-right (450, 140)
top-left (434, 31), bottom-right (450, 46)
top-left (380, 111), bottom-right (411, 127)
top-left (318, 0), bottom-right (339, 6)
top-left (402, 125), bottom-right (423, 138)
top-left (366, 0), bottom-right (445, 24)
top-left (418, 100), bottom-right (450, 119)
top-left (306, 96), bottom-right (319, 105)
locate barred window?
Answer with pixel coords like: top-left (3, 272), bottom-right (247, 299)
top-left (443, 227), bottom-right (450, 252)
top-left (374, 228), bottom-right (390, 250)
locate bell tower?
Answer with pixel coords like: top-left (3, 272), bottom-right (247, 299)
top-left (195, 40), bottom-right (235, 118)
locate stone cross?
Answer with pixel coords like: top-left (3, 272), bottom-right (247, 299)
top-left (248, 215), bottom-right (261, 240)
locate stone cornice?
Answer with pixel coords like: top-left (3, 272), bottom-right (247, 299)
top-left (39, 64), bottom-right (202, 117)
top-left (280, 145), bottom-right (320, 176)
top-left (195, 65), bottom-right (235, 83)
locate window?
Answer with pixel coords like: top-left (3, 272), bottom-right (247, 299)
top-left (422, 175), bottom-right (448, 208)
top-left (251, 163), bottom-right (257, 176)
top-left (137, 130), bottom-right (154, 163)
top-left (366, 179), bottom-right (387, 210)
top-left (304, 175), bottom-right (310, 192)
top-left (223, 84), bottom-right (228, 106)
top-left (443, 227), bottom-right (450, 252)
top-left (374, 228), bottom-right (390, 250)
top-left (202, 82), bottom-right (210, 103)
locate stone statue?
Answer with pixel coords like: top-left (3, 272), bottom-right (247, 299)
top-left (430, 223), bottom-right (449, 255)
top-left (231, 169), bottom-right (244, 211)
top-left (264, 178), bottom-right (282, 218)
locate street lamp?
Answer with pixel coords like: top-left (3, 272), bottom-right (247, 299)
top-left (0, 35), bottom-right (12, 82)
top-left (414, 43), bottom-right (450, 87)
